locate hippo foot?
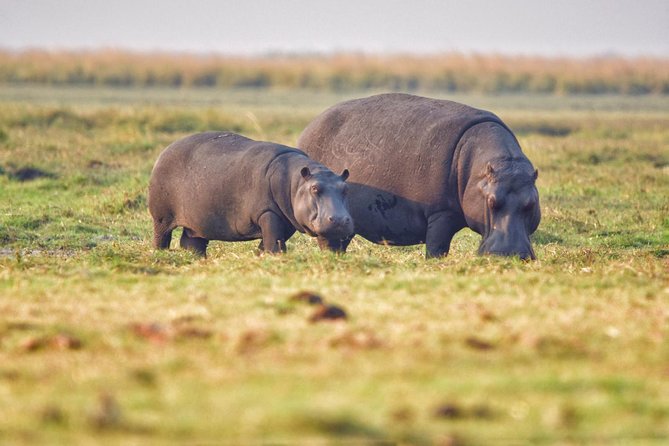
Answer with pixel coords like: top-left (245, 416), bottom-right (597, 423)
top-left (257, 238), bottom-right (286, 255)
top-left (180, 229), bottom-right (208, 258)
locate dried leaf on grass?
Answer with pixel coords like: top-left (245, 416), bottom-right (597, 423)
top-left (290, 290), bottom-right (324, 305)
top-left (130, 322), bottom-right (213, 344)
top-left (88, 393), bottom-right (122, 430)
top-left (329, 328), bottom-right (384, 349)
top-left (20, 333), bottom-right (82, 352)
top-left (464, 336), bottom-right (495, 351)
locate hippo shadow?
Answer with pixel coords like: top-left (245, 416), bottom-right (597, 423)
top-left (2, 165), bottom-right (57, 182)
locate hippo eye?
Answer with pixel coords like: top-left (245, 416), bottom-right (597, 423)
top-left (523, 200), bottom-right (535, 212)
top-left (310, 185), bottom-right (320, 195)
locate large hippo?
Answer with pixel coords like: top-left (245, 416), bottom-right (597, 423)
top-left (297, 93), bottom-right (540, 259)
top-left (148, 132), bottom-right (353, 256)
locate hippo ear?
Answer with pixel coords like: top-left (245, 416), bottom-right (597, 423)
top-left (485, 162), bottom-right (495, 177)
top-left (340, 169), bottom-right (350, 182)
top-left (533, 169), bottom-right (539, 181)
top-left (300, 167), bottom-right (312, 180)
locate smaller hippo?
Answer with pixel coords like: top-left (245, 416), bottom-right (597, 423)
top-left (148, 132), bottom-right (353, 256)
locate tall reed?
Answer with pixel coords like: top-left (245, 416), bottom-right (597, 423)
top-left (1, 49), bottom-right (667, 94)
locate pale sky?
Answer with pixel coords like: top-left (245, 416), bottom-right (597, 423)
top-left (1, 0), bottom-right (667, 56)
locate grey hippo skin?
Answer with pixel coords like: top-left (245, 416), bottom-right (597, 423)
top-left (148, 132), bottom-right (353, 257)
top-left (297, 93), bottom-right (541, 260)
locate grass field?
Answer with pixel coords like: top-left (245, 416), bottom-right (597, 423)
top-left (0, 86), bottom-right (668, 444)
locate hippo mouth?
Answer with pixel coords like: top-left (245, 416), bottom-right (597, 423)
top-left (478, 234), bottom-right (536, 260)
top-left (311, 216), bottom-right (354, 240)
top-left (314, 218), bottom-right (354, 252)
top-left (302, 225), bottom-right (317, 237)
top-left (303, 223), bottom-right (353, 242)
top-left (316, 235), bottom-right (351, 252)
top-left (479, 247), bottom-right (536, 261)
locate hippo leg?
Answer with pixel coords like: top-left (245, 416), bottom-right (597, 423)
top-left (180, 228), bottom-right (209, 257)
top-left (153, 219), bottom-right (175, 249)
top-left (257, 211), bottom-right (291, 253)
top-left (257, 238), bottom-right (284, 252)
top-left (425, 211), bottom-right (465, 259)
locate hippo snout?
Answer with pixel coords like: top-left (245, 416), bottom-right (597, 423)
top-left (322, 215), bottom-right (353, 238)
top-left (328, 215), bottom-right (352, 227)
top-left (318, 214), bottom-right (354, 238)
top-left (478, 232), bottom-right (536, 261)
top-left (313, 213), bottom-right (354, 253)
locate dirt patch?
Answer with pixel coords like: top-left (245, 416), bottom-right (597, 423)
top-left (122, 194), bottom-right (146, 211)
top-left (87, 160), bottom-right (105, 169)
top-left (130, 322), bottom-right (213, 345)
top-left (235, 328), bottom-right (279, 354)
top-left (329, 328), bottom-right (384, 349)
top-left (309, 304), bottom-right (348, 323)
top-left (513, 123), bottom-right (575, 137)
top-left (20, 333), bottom-right (82, 352)
top-left (7, 166), bottom-right (57, 182)
top-left (464, 336), bottom-right (495, 351)
top-left (288, 290), bottom-right (349, 323)
top-left (433, 402), bottom-right (495, 420)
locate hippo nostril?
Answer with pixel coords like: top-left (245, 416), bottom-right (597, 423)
top-left (328, 216), bottom-right (336, 223)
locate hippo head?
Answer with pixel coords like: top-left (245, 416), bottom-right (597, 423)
top-left (293, 167), bottom-right (354, 251)
top-left (475, 160), bottom-right (541, 260)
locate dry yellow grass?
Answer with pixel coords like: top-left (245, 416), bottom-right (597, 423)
top-left (1, 49), bottom-right (668, 94)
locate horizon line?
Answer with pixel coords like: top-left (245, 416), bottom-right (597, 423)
top-left (2, 45), bottom-right (668, 61)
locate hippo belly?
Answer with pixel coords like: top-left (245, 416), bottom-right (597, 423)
top-left (348, 184), bottom-right (427, 245)
top-left (172, 186), bottom-right (261, 242)
top-left (177, 209), bottom-right (261, 243)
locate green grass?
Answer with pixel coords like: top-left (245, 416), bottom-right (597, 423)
top-left (0, 87), bottom-right (668, 444)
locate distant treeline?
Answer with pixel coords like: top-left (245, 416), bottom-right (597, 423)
top-left (1, 49), bottom-right (668, 95)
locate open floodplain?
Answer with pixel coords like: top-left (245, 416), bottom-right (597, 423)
top-left (0, 86), bottom-right (667, 444)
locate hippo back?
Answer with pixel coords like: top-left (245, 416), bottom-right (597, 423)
top-left (298, 93), bottom-right (505, 208)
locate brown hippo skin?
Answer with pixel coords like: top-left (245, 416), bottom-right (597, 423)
top-left (297, 93), bottom-right (541, 259)
top-left (148, 132), bottom-right (353, 256)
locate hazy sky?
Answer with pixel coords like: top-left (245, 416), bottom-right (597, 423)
top-left (1, 0), bottom-right (668, 56)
